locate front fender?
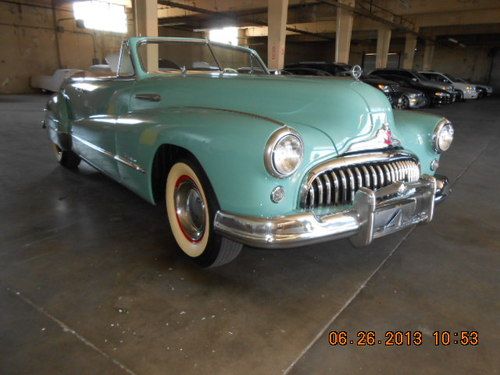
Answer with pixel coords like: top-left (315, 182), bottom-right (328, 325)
top-left (116, 107), bottom-right (335, 217)
top-left (392, 109), bottom-right (444, 175)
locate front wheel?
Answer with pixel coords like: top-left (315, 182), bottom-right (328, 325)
top-left (52, 143), bottom-right (80, 169)
top-left (165, 160), bottom-right (242, 267)
top-left (398, 95), bottom-right (410, 109)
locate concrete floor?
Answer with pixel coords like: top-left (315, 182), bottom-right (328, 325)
top-left (0, 94), bottom-right (499, 375)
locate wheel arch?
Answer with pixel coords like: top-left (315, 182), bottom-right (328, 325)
top-left (150, 143), bottom-right (219, 207)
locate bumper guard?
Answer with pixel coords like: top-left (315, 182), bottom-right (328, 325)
top-left (214, 175), bottom-right (450, 249)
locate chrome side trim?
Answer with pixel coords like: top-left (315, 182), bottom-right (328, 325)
top-left (135, 93), bottom-right (162, 102)
top-left (72, 135), bottom-right (146, 174)
top-left (180, 106), bottom-right (285, 127)
top-left (114, 155), bottom-right (146, 173)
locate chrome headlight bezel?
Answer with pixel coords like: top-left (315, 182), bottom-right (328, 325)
top-left (433, 119), bottom-right (454, 153)
top-left (264, 127), bottom-right (304, 178)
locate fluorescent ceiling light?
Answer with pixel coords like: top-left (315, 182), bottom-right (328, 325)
top-left (73, 1), bottom-right (127, 34)
top-left (209, 27), bottom-right (238, 46)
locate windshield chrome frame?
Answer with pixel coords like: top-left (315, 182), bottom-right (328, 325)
top-left (135, 38), bottom-right (270, 75)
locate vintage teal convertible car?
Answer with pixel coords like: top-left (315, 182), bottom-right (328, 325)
top-left (44, 37), bottom-right (453, 267)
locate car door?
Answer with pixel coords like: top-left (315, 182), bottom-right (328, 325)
top-left (68, 47), bottom-right (134, 180)
top-left (68, 79), bottom-right (121, 178)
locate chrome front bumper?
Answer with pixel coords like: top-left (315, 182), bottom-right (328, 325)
top-left (214, 175), bottom-right (450, 249)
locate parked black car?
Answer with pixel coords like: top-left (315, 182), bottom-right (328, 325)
top-left (285, 62), bottom-right (352, 76)
top-left (282, 67), bottom-right (335, 77)
top-left (370, 68), bottom-right (458, 99)
top-left (369, 71), bottom-right (454, 106)
top-left (359, 76), bottom-right (401, 107)
top-left (284, 62), bottom-right (403, 106)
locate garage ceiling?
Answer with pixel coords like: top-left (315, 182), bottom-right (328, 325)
top-left (155, 0), bottom-right (500, 47)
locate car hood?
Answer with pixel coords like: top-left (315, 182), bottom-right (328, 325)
top-left (143, 74), bottom-right (395, 154)
top-left (398, 86), bottom-right (423, 95)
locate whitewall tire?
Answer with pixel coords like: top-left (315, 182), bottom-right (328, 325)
top-left (165, 160), bottom-right (242, 267)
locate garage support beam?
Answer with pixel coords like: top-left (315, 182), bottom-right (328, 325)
top-left (267, 0), bottom-right (289, 69)
top-left (135, 0), bottom-right (158, 72)
top-left (376, 27), bottom-right (392, 68)
top-left (335, 0), bottom-right (355, 64)
top-left (402, 32), bottom-right (418, 69)
top-left (422, 39), bottom-right (435, 70)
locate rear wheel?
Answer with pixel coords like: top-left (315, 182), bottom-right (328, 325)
top-left (398, 95), bottom-right (410, 109)
top-left (52, 143), bottom-right (80, 169)
top-left (165, 159), bottom-right (242, 267)
top-left (456, 90), bottom-right (465, 102)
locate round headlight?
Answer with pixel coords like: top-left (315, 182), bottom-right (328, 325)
top-left (265, 128), bottom-right (304, 178)
top-left (433, 120), bottom-right (454, 153)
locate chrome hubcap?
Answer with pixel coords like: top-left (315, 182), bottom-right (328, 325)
top-left (174, 177), bottom-right (206, 242)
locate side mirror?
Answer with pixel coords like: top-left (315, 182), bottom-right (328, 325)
top-left (412, 77), bottom-right (418, 82)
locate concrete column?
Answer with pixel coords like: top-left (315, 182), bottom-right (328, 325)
top-left (402, 32), bottom-right (418, 69)
top-left (267, 0), bottom-right (289, 70)
top-left (134, 0), bottom-right (158, 72)
top-left (335, 0), bottom-right (355, 64)
top-left (422, 40), bottom-right (435, 70)
top-left (376, 27), bottom-right (392, 68)
top-left (238, 28), bottom-right (248, 47)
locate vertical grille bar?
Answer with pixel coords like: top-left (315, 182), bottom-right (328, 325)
top-left (353, 167), bottom-right (362, 189)
top-left (331, 171), bottom-right (339, 205)
top-left (316, 177), bottom-right (324, 206)
top-left (309, 186), bottom-right (315, 208)
top-left (322, 174), bottom-right (331, 205)
top-left (338, 169), bottom-right (347, 203)
top-left (346, 168), bottom-right (355, 202)
top-left (361, 166), bottom-right (370, 188)
top-left (375, 165), bottom-right (385, 187)
top-left (368, 165), bottom-right (378, 188)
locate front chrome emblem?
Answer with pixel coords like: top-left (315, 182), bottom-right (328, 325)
top-left (351, 65), bottom-right (362, 80)
top-left (382, 123), bottom-right (394, 146)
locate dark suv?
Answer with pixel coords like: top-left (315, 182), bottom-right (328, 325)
top-left (369, 69), bottom-right (456, 106)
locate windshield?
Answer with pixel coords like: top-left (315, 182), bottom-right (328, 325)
top-left (413, 71), bottom-right (429, 81)
top-left (445, 73), bottom-right (458, 82)
top-left (137, 41), bottom-right (268, 75)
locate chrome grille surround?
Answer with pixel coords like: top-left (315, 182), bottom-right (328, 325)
top-left (300, 151), bottom-right (420, 209)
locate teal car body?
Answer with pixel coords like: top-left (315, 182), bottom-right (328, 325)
top-left (45, 37), bottom-right (452, 261)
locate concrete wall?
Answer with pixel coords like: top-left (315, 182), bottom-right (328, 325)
top-left (414, 44), bottom-right (493, 83)
top-left (0, 0), bottom-right (133, 94)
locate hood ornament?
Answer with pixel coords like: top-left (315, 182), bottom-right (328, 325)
top-left (345, 122), bottom-right (401, 153)
top-left (350, 65), bottom-right (362, 80)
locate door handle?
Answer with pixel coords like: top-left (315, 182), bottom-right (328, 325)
top-left (135, 93), bottom-right (161, 102)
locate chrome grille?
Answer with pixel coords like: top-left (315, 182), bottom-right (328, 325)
top-left (304, 158), bottom-right (420, 208)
